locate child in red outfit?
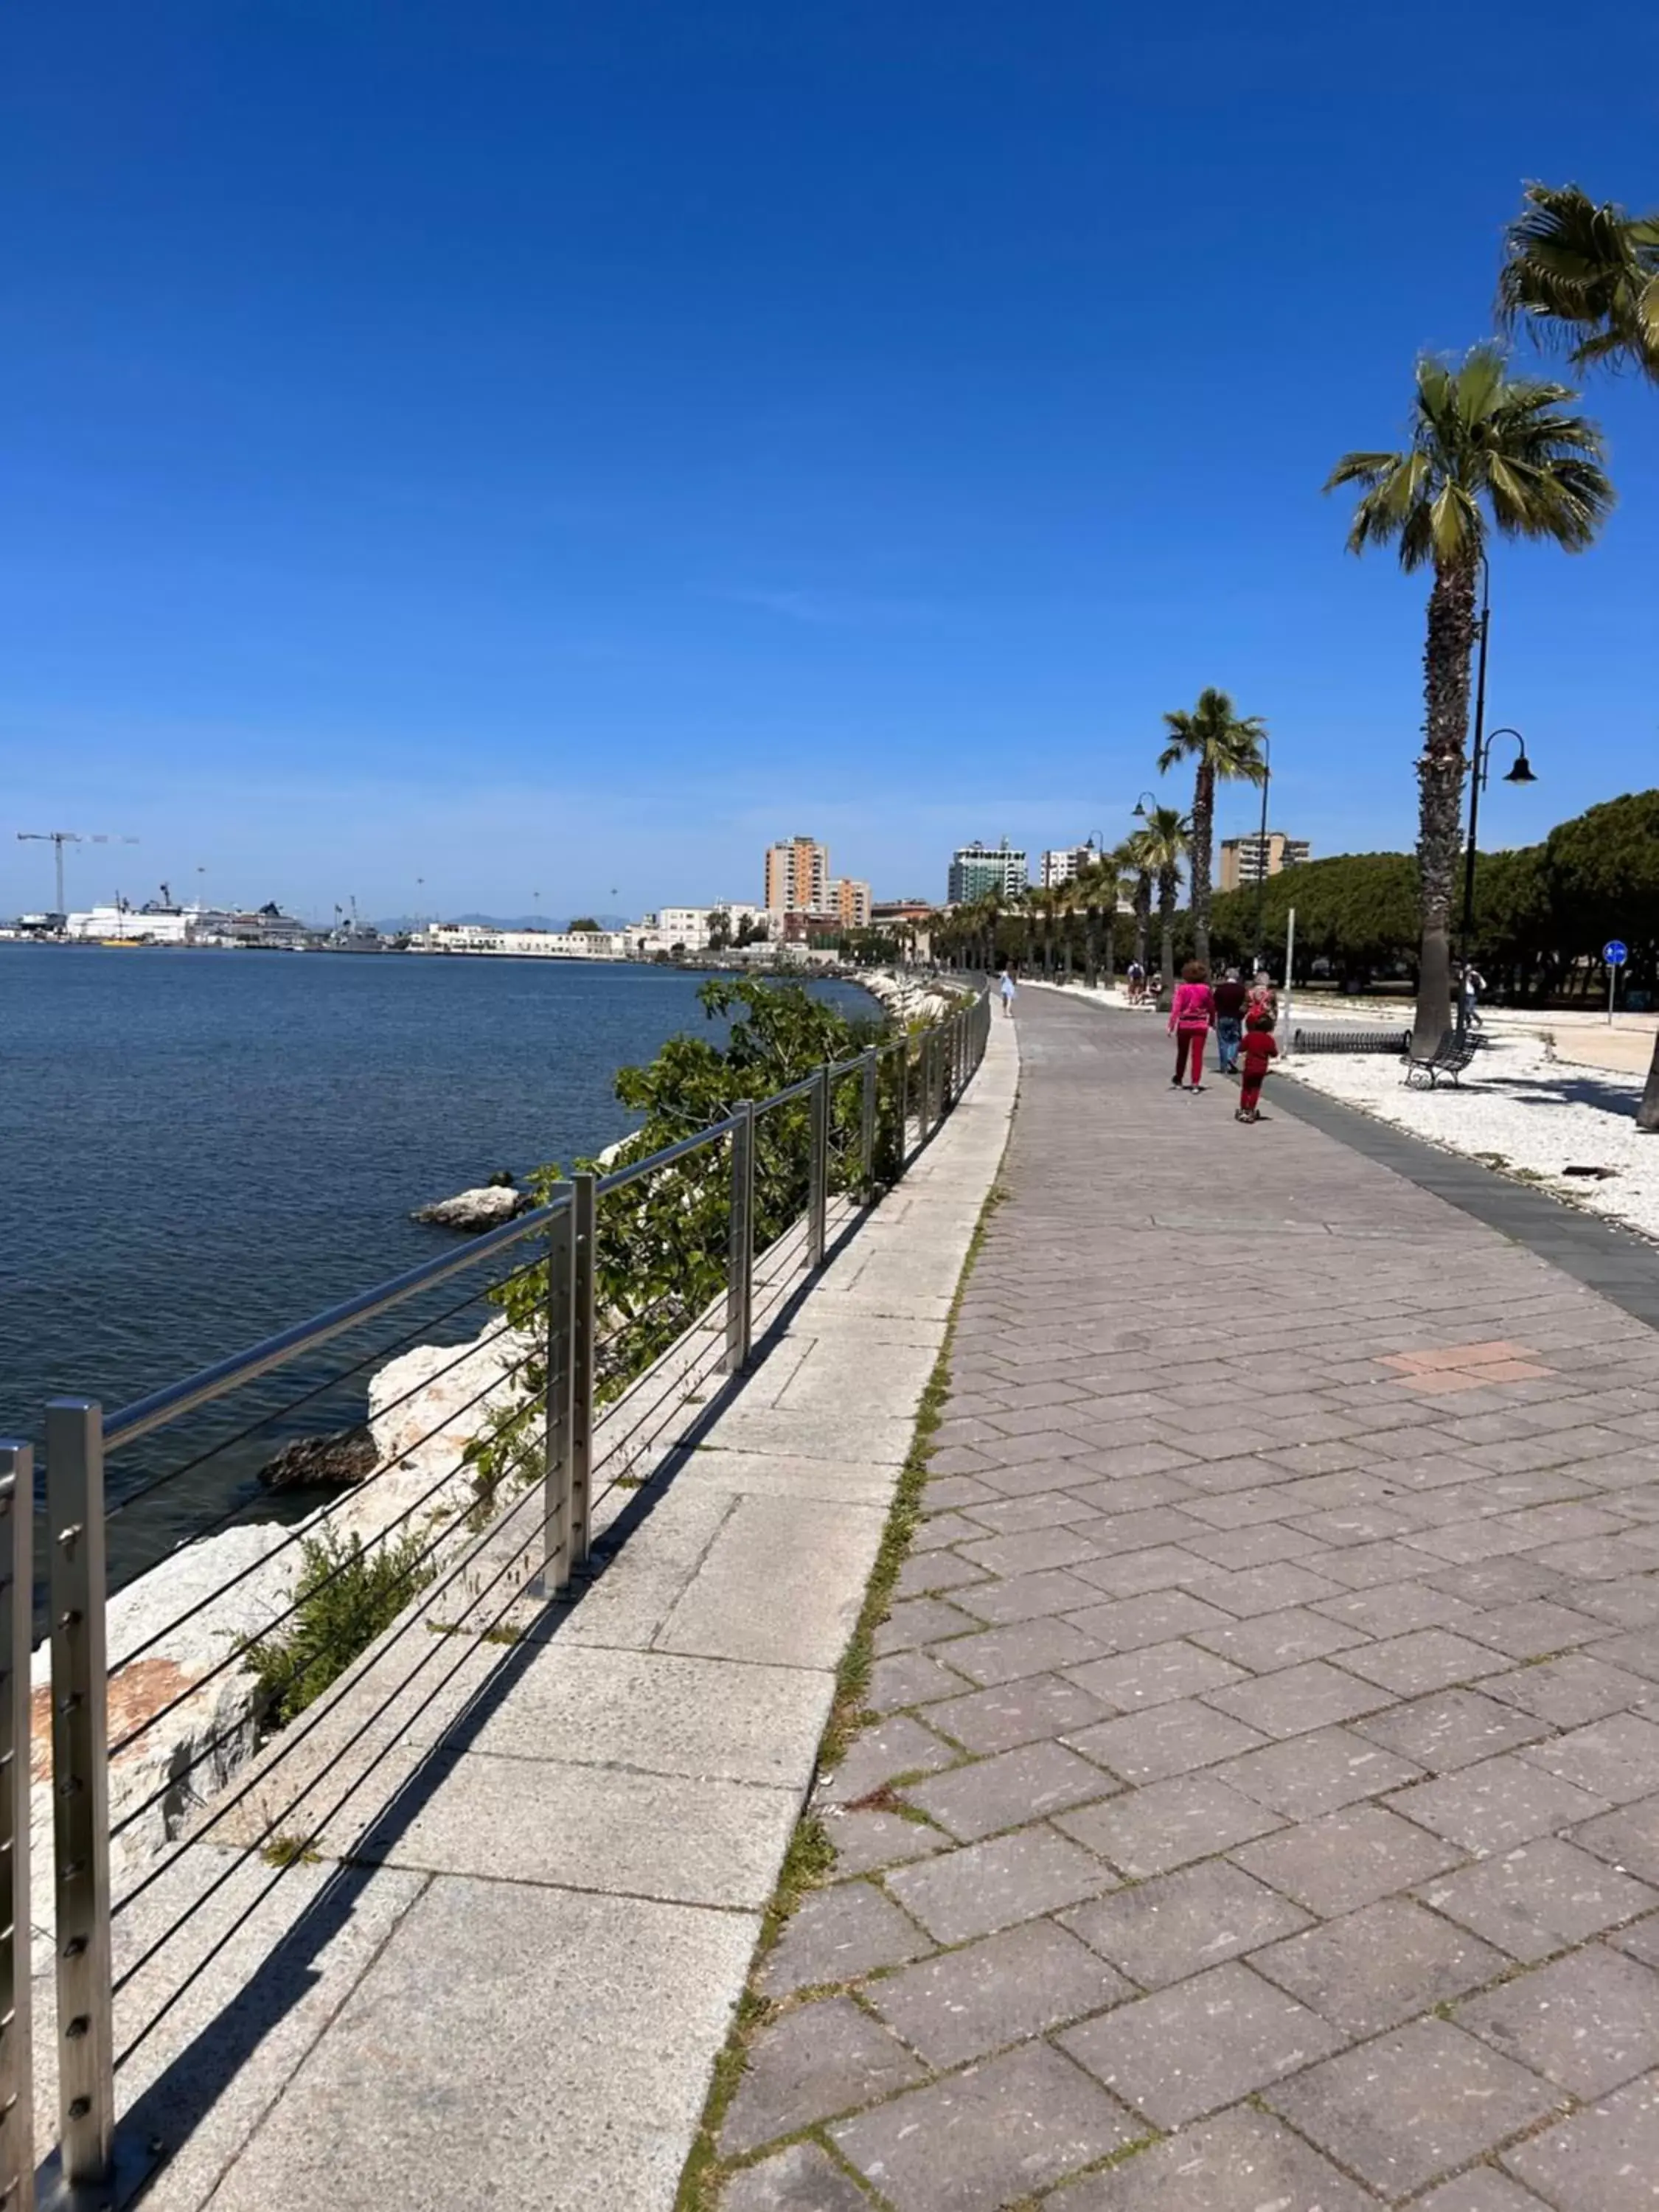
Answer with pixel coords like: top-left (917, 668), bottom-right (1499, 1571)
top-left (1237, 1009), bottom-right (1277, 1121)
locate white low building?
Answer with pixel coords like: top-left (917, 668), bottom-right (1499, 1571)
top-left (629, 902), bottom-right (766, 955)
top-left (411, 923), bottom-right (625, 960)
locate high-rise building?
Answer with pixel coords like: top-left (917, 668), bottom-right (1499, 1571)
top-left (830, 877), bottom-right (872, 931)
top-left (1218, 832), bottom-right (1312, 892)
top-left (764, 835), bottom-right (831, 914)
top-left (947, 840), bottom-right (1028, 905)
top-left (1040, 842), bottom-right (1103, 890)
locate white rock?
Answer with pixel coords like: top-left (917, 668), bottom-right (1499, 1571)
top-left (412, 1185), bottom-right (531, 1230)
top-left (362, 1319), bottom-right (538, 1500)
top-left (29, 1523), bottom-right (296, 1941)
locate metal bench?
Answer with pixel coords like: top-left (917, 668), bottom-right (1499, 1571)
top-left (1404, 1030), bottom-right (1480, 1088)
top-left (1290, 1026), bottom-right (1412, 1056)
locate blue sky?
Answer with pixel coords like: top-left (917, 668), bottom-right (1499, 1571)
top-left (5, 1), bottom-right (1658, 922)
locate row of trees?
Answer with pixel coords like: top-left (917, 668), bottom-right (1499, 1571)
top-left (929, 684), bottom-right (1273, 993)
top-left (930, 783), bottom-right (1659, 1009)
top-left (1209, 787), bottom-right (1659, 998)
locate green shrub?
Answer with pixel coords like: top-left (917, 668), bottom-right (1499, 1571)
top-left (244, 1527), bottom-right (436, 1727)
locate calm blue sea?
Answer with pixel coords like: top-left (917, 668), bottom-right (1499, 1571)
top-left (1, 945), bottom-right (872, 1579)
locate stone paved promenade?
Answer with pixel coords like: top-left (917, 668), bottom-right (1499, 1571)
top-left (714, 990), bottom-right (1659, 2212)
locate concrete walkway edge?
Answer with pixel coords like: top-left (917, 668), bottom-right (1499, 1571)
top-left (114, 1012), bottom-right (1019, 2212)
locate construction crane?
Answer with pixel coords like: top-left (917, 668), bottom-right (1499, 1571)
top-left (17, 830), bottom-right (139, 917)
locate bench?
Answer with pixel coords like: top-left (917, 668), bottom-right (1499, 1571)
top-left (1404, 1031), bottom-right (1479, 1089)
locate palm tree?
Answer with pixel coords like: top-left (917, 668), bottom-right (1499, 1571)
top-left (1499, 182), bottom-right (1659, 381)
top-left (1500, 184), bottom-right (1659, 1130)
top-left (1132, 810), bottom-right (1189, 995)
top-left (1326, 347), bottom-right (1612, 1053)
top-left (1158, 689), bottom-right (1267, 968)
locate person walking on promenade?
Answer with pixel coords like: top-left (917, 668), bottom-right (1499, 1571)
top-left (1249, 967), bottom-right (1279, 1025)
top-left (999, 964), bottom-right (1017, 1018)
top-left (1213, 966), bottom-right (1248, 1075)
top-left (1126, 958), bottom-right (1146, 1006)
top-left (1237, 1007), bottom-right (1278, 1121)
top-left (1168, 960), bottom-right (1215, 1091)
top-left (1461, 963), bottom-right (1486, 1030)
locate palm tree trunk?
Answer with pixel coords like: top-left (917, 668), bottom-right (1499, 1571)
top-left (1414, 560), bottom-right (1478, 1054)
top-left (1638, 1035), bottom-right (1659, 1133)
top-left (1134, 880), bottom-right (1150, 973)
top-left (1158, 870), bottom-right (1177, 993)
top-left (1085, 905), bottom-right (1099, 989)
top-left (1191, 761), bottom-right (1215, 969)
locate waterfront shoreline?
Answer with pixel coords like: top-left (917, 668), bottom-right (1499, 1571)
top-left (27, 968), bottom-right (939, 1914)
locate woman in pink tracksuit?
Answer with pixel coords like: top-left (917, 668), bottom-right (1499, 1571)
top-left (1168, 960), bottom-right (1216, 1091)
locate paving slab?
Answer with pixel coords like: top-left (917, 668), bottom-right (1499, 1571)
top-left (829, 2043), bottom-right (1143, 2212)
top-left (1043, 2104), bottom-right (1381, 2211)
top-left (1502, 2070), bottom-right (1659, 2211)
top-left (1267, 2017), bottom-right (1565, 2199)
top-left (654, 1493), bottom-right (889, 1666)
top-left (1058, 1959), bottom-right (1343, 2127)
top-left (721, 1995), bottom-right (923, 2154)
top-left (205, 1876), bottom-right (762, 2212)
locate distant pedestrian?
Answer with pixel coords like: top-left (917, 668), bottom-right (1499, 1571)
top-left (1462, 964), bottom-right (1486, 1029)
top-left (1168, 959), bottom-right (1215, 1091)
top-left (1213, 966), bottom-right (1248, 1075)
top-left (999, 965), bottom-right (1017, 1018)
top-left (1249, 968), bottom-right (1279, 1025)
top-left (1126, 959), bottom-right (1146, 1006)
top-left (1237, 1008), bottom-right (1278, 1121)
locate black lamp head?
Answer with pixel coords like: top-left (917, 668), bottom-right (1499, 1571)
top-left (1503, 751), bottom-right (1537, 785)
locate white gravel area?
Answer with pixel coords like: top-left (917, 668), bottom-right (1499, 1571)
top-left (1284, 1029), bottom-right (1659, 1245)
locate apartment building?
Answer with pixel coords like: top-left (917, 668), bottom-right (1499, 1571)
top-left (947, 840), bottom-right (1028, 905)
top-left (764, 836), bottom-right (831, 915)
top-left (829, 877), bottom-right (872, 930)
top-left (1217, 831), bottom-right (1312, 891)
top-left (1040, 842), bottom-right (1104, 890)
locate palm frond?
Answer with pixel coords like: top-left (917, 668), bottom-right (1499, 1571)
top-left (1327, 342), bottom-right (1611, 573)
top-left (1499, 180), bottom-right (1659, 383)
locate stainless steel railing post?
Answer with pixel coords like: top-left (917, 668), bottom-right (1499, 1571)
top-left (897, 1036), bottom-right (910, 1166)
top-left (44, 1399), bottom-right (113, 2196)
top-left (859, 1048), bottom-right (877, 1198)
top-left (0, 1443), bottom-right (34, 2212)
top-left (538, 1203), bottom-right (576, 1594)
top-left (570, 1174), bottom-right (596, 1574)
top-left (807, 1065), bottom-right (830, 1269)
top-left (723, 1103), bottom-right (754, 1374)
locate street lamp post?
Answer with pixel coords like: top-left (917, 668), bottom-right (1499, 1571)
top-left (1454, 556), bottom-right (1537, 1034)
top-left (1251, 734), bottom-right (1273, 974)
top-left (1459, 722), bottom-right (1536, 949)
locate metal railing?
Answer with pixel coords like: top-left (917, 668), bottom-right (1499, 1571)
top-left (1288, 1026), bottom-right (1413, 1057)
top-left (2, 984), bottom-right (991, 2204)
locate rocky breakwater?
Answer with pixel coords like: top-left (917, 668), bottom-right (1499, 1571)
top-left (860, 970), bottom-right (964, 1029)
top-left (27, 1316), bottom-right (534, 1945)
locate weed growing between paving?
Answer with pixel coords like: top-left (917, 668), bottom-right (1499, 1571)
top-left (675, 1177), bottom-right (1011, 2212)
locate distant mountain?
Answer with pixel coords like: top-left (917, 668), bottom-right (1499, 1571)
top-left (375, 911), bottom-right (633, 933)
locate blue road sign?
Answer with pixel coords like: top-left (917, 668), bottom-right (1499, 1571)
top-left (1604, 940), bottom-right (1629, 967)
